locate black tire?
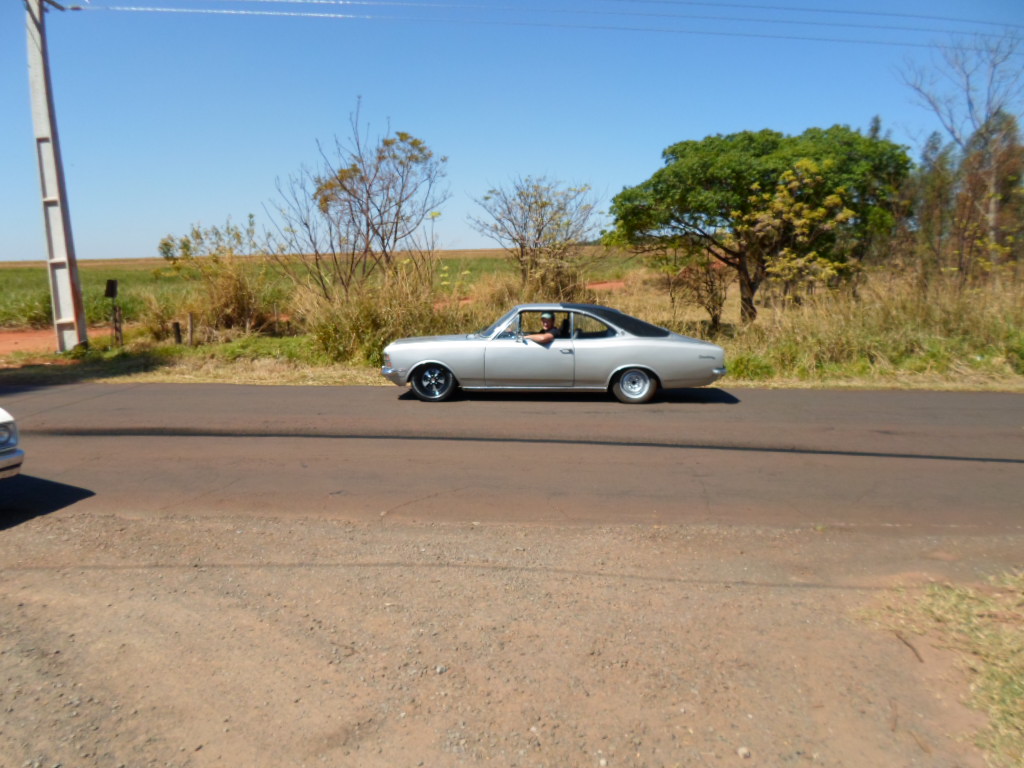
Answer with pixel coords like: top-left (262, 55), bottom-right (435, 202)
top-left (410, 363), bottom-right (457, 402)
top-left (612, 368), bottom-right (657, 404)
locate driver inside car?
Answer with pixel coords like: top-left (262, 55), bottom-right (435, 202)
top-left (524, 312), bottom-right (561, 344)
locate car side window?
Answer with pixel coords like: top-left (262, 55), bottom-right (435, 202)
top-left (573, 314), bottom-right (612, 339)
top-left (519, 311), bottom-right (570, 338)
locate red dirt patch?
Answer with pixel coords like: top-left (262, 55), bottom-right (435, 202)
top-left (0, 327), bottom-right (111, 365)
top-left (0, 328), bottom-right (57, 356)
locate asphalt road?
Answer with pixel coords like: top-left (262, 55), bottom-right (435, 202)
top-left (1, 383), bottom-right (1022, 532)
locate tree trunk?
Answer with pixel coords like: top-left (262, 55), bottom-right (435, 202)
top-left (735, 254), bottom-right (762, 323)
top-left (739, 269), bottom-right (758, 323)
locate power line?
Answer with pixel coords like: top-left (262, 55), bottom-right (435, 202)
top-left (195, 0), bottom-right (1024, 35)
top-left (602, 0), bottom-right (1023, 31)
top-left (75, 2), bottom-right (1023, 51)
top-left (81, 5), bottom-right (372, 19)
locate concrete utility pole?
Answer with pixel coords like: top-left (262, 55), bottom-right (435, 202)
top-left (25, 0), bottom-right (88, 352)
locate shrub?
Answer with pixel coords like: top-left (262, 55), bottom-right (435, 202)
top-left (159, 218), bottom-right (288, 340)
top-left (727, 353), bottom-right (776, 380)
top-left (298, 259), bottom-right (479, 366)
top-left (1006, 331), bottom-right (1024, 375)
top-left (138, 290), bottom-right (179, 342)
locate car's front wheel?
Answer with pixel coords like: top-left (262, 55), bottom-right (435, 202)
top-left (612, 368), bottom-right (657, 404)
top-left (410, 363), bottom-right (457, 402)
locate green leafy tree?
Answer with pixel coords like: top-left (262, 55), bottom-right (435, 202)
top-left (607, 125), bottom-right (910, 321)
top-left (735, 160), bottom-right (857, 302)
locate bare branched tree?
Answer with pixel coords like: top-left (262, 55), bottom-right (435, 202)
top-left (468, 176), bottom-right (600, 301)
top-left (266, 104), bottom-right (449, 301)
top-left (902, 33), bottom-right (1024, 278)
top-left (902, 33), bottom-right (1023, 151)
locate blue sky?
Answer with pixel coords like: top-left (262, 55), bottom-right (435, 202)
top-left (2, 0), bottom-right (1022, 262)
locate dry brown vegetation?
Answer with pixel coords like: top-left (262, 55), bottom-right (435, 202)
top-left (1, 251), bottom-right (1022, 391)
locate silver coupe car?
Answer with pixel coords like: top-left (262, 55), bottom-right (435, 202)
top-left (381, 303), bottom-right (727, 403)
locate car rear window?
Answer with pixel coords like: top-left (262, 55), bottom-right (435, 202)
top-left (587, 307), bottom-right (671, 337)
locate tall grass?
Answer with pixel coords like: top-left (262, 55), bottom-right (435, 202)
top-left (719, 273), bottom-right (1024, 384)
top-left (600, 267), bottom-right (1022, 385)
top-left (3, 256), bottom-right (1022, 389)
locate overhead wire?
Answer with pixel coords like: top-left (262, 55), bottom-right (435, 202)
top-left (190, 0), bottom-right (1024, 35)
top-left (72, 1), bottom-right (1023, 51)
top-left (601, 0), bottom-right (1023, 30)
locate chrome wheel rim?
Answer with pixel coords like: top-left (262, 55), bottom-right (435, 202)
top-left (417, 366), bottom-right (451, 398)
top-left (620, 370), bottom-right (651, 398)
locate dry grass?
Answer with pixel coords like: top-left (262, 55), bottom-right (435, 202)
top-left (580, 268), bottom-right (1024, 391)
top-left (99, 356), bottom-right (387, 386)
top-left (876, 571), bottom-right (1024, 768)
top-left (2, 259), bottom-right (1023, 391)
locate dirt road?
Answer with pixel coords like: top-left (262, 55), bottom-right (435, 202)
top-left (2, 509), bottom-right (1014, 768)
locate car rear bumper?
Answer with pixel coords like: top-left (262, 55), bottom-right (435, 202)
top-left (0, 448), bottom-right (25, 480)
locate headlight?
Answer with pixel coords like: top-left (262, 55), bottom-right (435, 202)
top-left (383, 353), bottom-right (392, 368)
top-left (0, 421), bottom-right (17, 450)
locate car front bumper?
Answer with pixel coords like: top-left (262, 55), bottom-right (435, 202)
top-left (381, 366), bottom-right (407, 386)
top-left (0, 448), bottom-right (25, 480)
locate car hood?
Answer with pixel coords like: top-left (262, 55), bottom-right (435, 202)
top-left (0, 407), bottom-right (12, 422)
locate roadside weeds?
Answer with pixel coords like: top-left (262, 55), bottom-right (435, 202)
top-left (870, 570), bottom-right (1024, 768)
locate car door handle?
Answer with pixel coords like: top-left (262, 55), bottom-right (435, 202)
top-left (560, 349), bottom-right (574, 355)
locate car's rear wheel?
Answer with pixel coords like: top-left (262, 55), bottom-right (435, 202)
top-left (410, 363), bottom-right (457, 402)
top-left (612, 368), bottom-right (657, 404)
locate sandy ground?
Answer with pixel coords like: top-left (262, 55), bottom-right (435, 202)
top-left (2, 505), bottom-right (1014, 768)
top-left (0, 328), bottom-right (56, 356)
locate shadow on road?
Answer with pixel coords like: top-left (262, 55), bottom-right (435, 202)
top-left (0, 476), bottom-right (95, 530)
top-left (659, 387), bottom-right (739, 404)
top-left (0, 348), bottom-right (182, 388)
top-left (397, 387), bottom-right (740, 405)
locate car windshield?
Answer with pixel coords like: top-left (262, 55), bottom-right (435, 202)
top-left (477, 308), bottom-right (519, 338)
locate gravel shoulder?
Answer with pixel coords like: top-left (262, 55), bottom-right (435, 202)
top-left (2, 509), bottom-right (1017, 768)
